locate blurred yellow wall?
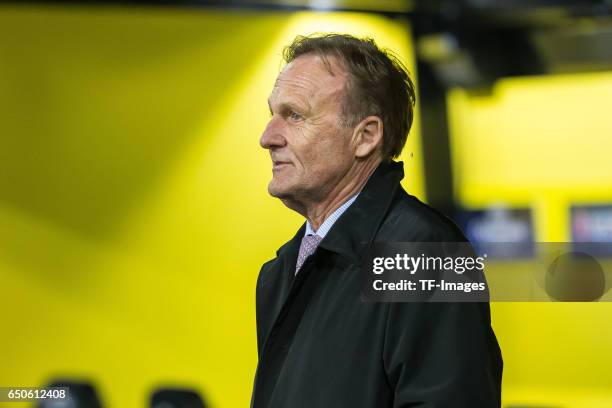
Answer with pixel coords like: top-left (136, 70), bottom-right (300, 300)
top-left (0, 5), bottom-right (420, 407)
top-left (448, 74), bottom-right (612, 406)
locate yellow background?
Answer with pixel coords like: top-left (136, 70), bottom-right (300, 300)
top-left (1, 3), bottom-right (611, 407)
top-left (0, 5), bottom-right (419, 407)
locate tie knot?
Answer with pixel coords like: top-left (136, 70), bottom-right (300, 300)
top-left (295, 234), bottom-right (322, 274)
top-left (303, 234), bottom-right (322, 246)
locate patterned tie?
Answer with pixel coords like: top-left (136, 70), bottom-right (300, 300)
top-left (295, 234), bottom-right (322, 274)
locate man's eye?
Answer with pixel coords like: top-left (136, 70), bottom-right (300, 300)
top-left (289, 111), bottom-right (303, 121)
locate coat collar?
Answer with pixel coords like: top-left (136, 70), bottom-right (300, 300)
top-left (275, 160), bottom-right (404, 264)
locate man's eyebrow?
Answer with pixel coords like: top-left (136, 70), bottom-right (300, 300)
top-left (268, 98), bottom-right (311, 115)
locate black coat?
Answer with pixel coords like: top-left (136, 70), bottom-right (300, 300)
top-left (252, 161), bottom-right (503, 408)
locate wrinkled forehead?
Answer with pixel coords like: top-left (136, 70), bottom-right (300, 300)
top-left (271, 53), bottom-right (348, 103)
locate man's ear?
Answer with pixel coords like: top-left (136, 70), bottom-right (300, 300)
top-left (352, 116), bottom-right (383, 158)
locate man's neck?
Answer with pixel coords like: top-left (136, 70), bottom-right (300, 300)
top-left (300, 158), bottom-right (381, 230)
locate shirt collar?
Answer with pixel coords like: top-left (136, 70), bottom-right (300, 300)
top-left (305, 193), bottom-right (359, 238)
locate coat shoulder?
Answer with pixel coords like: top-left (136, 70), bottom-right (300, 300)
top-left (380, 188), bottom-right (467, 242)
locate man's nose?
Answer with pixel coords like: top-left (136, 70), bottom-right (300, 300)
top-left (260, 116), bottom-right (287, 149)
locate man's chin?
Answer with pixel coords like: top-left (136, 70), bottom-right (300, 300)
top-left (267, 182), bottom-right (307, 214)
top-left (268, 181), bottom-right (300, 202)
top-left (267, 181), bottom-right (290, 199)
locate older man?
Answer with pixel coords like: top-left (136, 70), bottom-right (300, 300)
top-left (252, 34), bottom-right (502, 408)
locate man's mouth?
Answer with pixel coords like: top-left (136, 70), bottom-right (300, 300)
top-left (272, 160), bottom-right (291, 170)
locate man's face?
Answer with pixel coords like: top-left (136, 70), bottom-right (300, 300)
top-left (260, 53), bottom-right (355, 204)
